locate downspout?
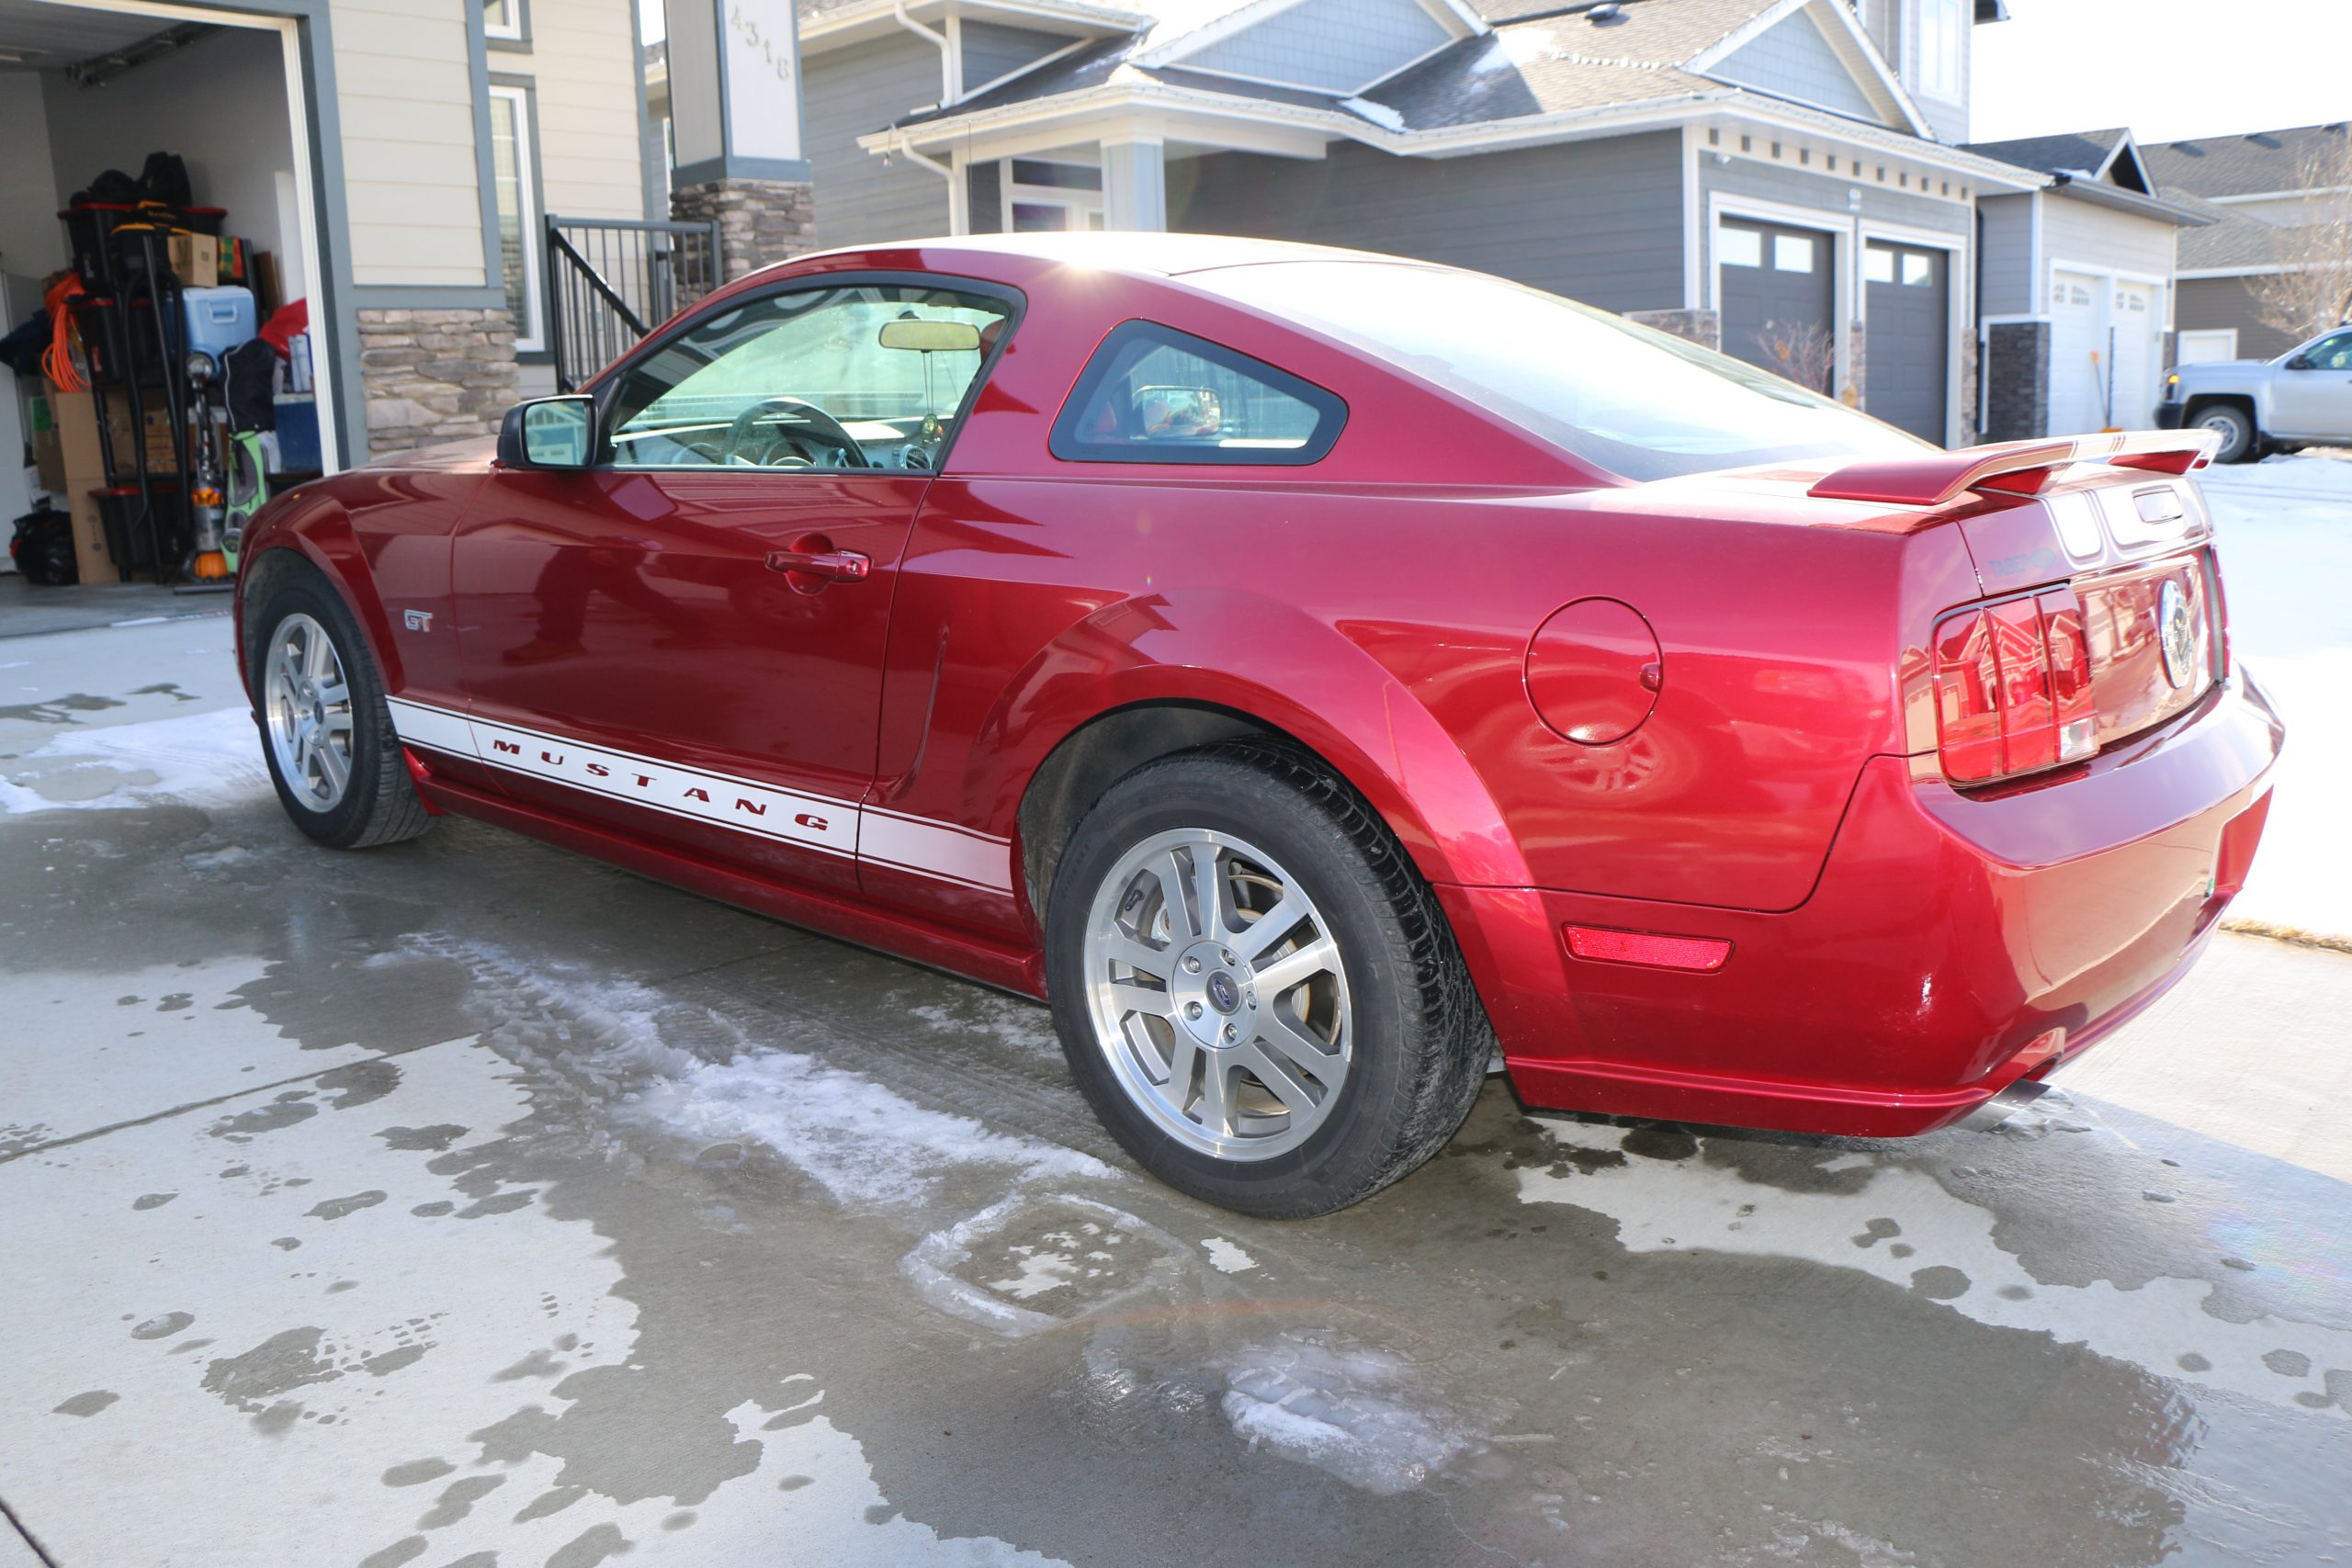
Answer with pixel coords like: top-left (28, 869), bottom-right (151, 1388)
top-left (892, 0), bottom-right (956, 107)
top-left (891, 130), bottom-right (969, 235)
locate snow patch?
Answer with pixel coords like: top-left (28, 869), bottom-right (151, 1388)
top-left (1201, 1237), bottom-right (1258, 1274)
top-left (0, 705), bottom-right (266, 815)
top-left (1337, 96), bottom-right (1405, 131)
top-left (1216, 1334), bottom-right (1490, 1495)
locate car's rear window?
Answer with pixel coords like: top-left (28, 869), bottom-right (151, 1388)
top-left (1050, 321), bottom-right (1345, 465)
top-left (1190, 260), bottom-right (1928, 481)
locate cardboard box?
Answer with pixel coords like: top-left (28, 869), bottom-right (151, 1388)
top-left (63, 477), bottom-right (121, 584)
top-left (167, 231), bottom-right (219, 288)
top-left (49, 387), bottom-right (180, 476)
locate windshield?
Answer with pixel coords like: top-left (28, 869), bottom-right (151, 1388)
top-left (1192, 260), bottom-right (1929, 481)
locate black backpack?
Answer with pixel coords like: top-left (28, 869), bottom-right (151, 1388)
top-left (9, 507), bottom-right (79, 586)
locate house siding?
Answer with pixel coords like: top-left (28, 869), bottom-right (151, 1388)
top-left (1711, 8), bottom-right (1878, 123)
top-left (1978, 192), bottom-right (2033, 317)
top-left (1170, 131), bottom-right (1684, 313)
top-left (332, 0), bottom-right (490, 288)
top-left (2039, 193), bottom-right (2177, 294)
top-left (500, 0), bottom-right (646, 221)
top-left (1182, 0), bottom-right (1452, 95)
top-left (2176, 276), bottom-right (2298, 362)
top-left (802, 34), bottom-right (953, 247)
top-left (960, 20), bottom-right (1072, 93)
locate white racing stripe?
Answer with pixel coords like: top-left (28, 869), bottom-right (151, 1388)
top-left (385, 696), bottom-right (1012, 892)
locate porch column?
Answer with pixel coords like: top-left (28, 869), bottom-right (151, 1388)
top-left (663, 0), bottom-right (817, 279)
top-left (1101, 138), bottom-right (1167, 231)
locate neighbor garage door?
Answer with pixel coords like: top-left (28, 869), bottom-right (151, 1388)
top-left (2049, 269), bottom-right (2109, 435)
top-left (1720, 220), bottom-right (1836, 393)
top-left (1862, 241), bottom-right (1947, 444)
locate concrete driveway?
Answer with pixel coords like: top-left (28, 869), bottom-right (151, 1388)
top-left (2, 615), bottom-right (2348, 1568)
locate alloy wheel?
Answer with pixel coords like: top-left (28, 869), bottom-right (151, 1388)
top-left (1081, 827), bottom-right (1353, 1161)
top-left (263, 612), bottom-right (356, 813)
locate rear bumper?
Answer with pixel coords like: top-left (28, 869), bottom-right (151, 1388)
top-left (1444, 668), bottom-right (2285, 1137)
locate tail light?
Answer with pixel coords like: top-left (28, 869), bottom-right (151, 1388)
top-left (1932, 588), bottom-right (2098, 784)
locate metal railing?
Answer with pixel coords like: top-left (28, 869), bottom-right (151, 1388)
top-left (545, 215), bottom-right (722, 391)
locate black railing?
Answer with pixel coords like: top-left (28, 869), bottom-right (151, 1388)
top-left (545, 215), bottom-right (722, 391)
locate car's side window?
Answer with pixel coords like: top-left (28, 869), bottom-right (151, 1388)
top-left (2303, 332), bottom-right (2352, 371)
top-left (601, 282), bottom-right (1016, 472)
top-left (1049, 321), bottom-right (1346, 466)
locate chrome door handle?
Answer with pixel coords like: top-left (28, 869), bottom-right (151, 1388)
top-left (764, 548), bottom-right (870, 582)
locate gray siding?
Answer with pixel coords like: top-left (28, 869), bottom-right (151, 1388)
top-left (2040, 193), bottom-right (2176, 288)
top-left (960, 21), bottom-right (1069, 93)
top-left (1712, 8), bottom-right (1878, 123)
top-left (2175, 276), bottom-right (2300, 362)
top-left (1977, 192), bottom-right (2033, 317)
top-left (802, 34), bottom-right (951, 247)
top-left (1184, 0), bottom-right (1450, 94)
top-left (1170, 131), bottom-right (1684, 313)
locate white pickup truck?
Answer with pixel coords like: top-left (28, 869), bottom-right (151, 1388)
top-left (2158, 324), bottom-right (2352, 461)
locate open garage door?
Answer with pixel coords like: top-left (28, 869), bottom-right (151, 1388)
top-left (0, 0), bottom-right (339, 588)
top-left (1862, 240), bottom-right (1948, 445)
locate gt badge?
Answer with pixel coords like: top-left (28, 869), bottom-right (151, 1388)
top-left (403, 609), bottom-right (434, 632)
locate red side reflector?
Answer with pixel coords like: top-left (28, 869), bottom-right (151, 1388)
top-left (1564, 925), bottom-right (1733, 973)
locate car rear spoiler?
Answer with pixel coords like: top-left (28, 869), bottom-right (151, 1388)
top-left (1807, 430), bottom-right (2222, 507)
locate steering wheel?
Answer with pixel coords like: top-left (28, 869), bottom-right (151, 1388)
top-left (720, 397), bottom-right (870, 468)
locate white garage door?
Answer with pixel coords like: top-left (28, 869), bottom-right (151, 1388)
top-left (2048, 270), bottom-right (2107, 435)
top-left (2049, 270), bottom-right (2165, 435)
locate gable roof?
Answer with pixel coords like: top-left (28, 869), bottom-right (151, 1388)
top-left (889, 0), bottom-right (1930, 141)
top-left (1964, 127), bottom-right (2210, 228)
top-left (2143, 121), bottom-right (2352, 198)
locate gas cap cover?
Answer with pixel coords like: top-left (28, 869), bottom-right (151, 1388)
top-left (1525, 597), bottom-right (1662, 745)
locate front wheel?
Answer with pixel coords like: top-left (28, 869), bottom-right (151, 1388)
top-left (248, 563), bottom-right (433, 849)
top-left (1044, 744), bottom-right (1489, 1218)
top-left (2193, 403), bottom-right (2257, 464)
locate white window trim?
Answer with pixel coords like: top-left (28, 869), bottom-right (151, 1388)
top-left (489, 84), bottom-right (546, 353)
top-left (999, 160), bottom-right (1105, 233)
top-left (482, 0), bottom-right (524, 41)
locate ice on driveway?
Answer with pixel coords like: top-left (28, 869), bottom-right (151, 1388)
top-left (2200, 456), bottom-right (2352, 939)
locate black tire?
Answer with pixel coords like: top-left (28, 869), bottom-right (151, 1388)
top-left (246, 560), bottom-right (433, 849)
top-left (1044, 742), bottom-right (1489, 1218)
top-left (2193, 403), bottom-right (2257, 464)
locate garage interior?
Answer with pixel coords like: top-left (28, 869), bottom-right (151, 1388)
top-left (1, 0), bottom-right (335, 616)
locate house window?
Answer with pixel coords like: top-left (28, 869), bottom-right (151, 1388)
top-left (1001, 160), bottom-right (1105, 232)
top-left (1919, 0), bottom-right (1963, 99)
top-left (482, 0), bottom-right (524, 42)
top-left (488, 85), bottom-right (544, 352)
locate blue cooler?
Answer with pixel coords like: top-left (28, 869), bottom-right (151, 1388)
top-left (181, 286), bottom-right (256, 359)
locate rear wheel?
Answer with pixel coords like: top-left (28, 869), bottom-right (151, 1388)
top-left (1045, 744), bottom-right (1488, 1217)
top-left (249, 565), bottom-right (432, 849)
top-left (2193, 403), bottom-right (2256, 463)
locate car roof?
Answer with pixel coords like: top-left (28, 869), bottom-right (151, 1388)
top-left (748, 231), bottom-right (1429, 286)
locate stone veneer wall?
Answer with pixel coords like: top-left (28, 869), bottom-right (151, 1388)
top-left (1623, 308), bottom-right (1721, 350)
top-left (672, 177), bottom-right (817, 283)
top-left (356, 307), bottom-right (521, 457)
top-left (1981, 321), bottom-right (2051, 443)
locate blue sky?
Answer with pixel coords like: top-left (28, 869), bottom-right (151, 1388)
top-left (1972, 0), bottom-right (2352, 143)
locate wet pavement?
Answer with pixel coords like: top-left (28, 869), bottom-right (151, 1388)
top-left (3, 618), bottom-right (2349, 1568)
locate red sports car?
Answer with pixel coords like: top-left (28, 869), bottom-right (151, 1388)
top-left (236, 234), bottom-right (2281, 1216)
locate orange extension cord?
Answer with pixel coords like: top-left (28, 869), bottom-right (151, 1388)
top-left (42, 273), bottom-right (87, 391)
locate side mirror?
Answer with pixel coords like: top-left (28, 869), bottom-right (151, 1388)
top-left (498, 396), bottom-right (598, 468)
top-left (2283, 354), bottom-right (2312, 371)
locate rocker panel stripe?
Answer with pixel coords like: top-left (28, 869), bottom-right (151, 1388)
top-left (385, 696), bottom-right (1012, 893)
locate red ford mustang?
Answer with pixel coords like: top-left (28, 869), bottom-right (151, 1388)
top-left (236, 234), bottom-right (2281, 1216)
